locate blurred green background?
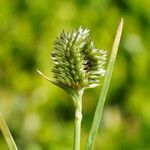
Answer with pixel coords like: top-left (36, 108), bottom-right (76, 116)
top-left (0, 0), bottom-right (150, 149)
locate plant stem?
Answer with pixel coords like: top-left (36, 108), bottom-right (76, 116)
top-left (72, 90), bottom-right (83, 150)
top-left (0, 113), bottom-right (18, 150)
top-left (74, 102), bottom-right (82, 150)
top-left (85, 18), bottom-right (124, 150)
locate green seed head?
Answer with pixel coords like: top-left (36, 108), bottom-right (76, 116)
top-left (51, 27), bottom-right (107, 93)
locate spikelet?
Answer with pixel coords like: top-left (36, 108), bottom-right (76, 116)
top-left (51, 27), bottom-right (107, 93)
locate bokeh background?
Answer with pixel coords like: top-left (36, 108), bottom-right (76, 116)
top-left (0, 0), bottom-right (150, 149)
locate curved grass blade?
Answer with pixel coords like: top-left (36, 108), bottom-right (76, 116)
top-left (0, 113), bottom-right (18, 150)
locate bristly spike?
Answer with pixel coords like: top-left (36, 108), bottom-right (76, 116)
top-left (51, 27), bottom-right (107, 93)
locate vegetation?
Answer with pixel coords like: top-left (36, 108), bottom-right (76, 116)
top-left (0, 0), bottom-right (150, 150)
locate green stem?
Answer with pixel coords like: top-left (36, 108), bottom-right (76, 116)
top-left (0, 113), bottom-right (18, 150)
top-left (85, 19), bottom-right (124, 150)
top-left (72, 90), bottom-right (83, 150)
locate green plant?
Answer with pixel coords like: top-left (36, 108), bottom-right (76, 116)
top-left (37, 26), bottom-right (107, 150)
top-left (37, 19), bottom-right (123, 150)
top-left (0, 19), bottom-right (123, 150)
top-left (0, 113), bottom-right (18, 150)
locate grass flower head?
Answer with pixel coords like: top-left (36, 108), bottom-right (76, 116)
top-left (51, 27), bottom-right (107, 94)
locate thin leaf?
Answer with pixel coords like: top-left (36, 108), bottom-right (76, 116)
top-left (0, 113), bottom-right (18, 150)
top-left (85, 18), bottom-right (124, 150)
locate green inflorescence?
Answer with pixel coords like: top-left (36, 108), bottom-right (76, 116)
top-left (51, 27), bottom-right (107, 93)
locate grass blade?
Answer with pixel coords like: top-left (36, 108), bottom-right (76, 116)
top-left (85, 18), bottom-right (124, 150)
top-left (0, 113), bottom-right (18, 150)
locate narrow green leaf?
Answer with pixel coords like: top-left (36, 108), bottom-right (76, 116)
top-left (85, 18), bottom-right (124, 150)
top-left (0, 113), bottom-right (18, 150)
